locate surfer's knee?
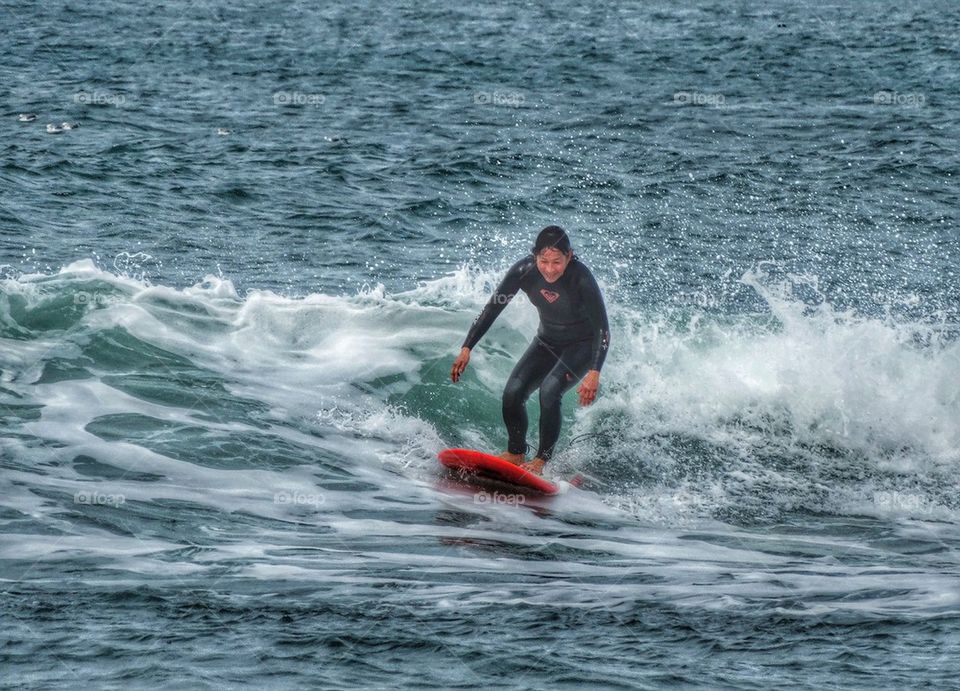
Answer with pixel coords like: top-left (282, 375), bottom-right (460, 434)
top-left (502, 378), bottom-right (526, 408)
top-left (538, 377), bottom-right (565, 409)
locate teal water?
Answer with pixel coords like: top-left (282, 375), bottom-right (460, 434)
top-left (2, 1), bottom-right (959, 688)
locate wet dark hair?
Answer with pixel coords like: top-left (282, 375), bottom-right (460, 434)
top-left (532, 225), bottom-right (572, 255)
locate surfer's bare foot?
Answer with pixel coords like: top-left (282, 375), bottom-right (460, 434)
top-left (519, 458), bottom-right (545, 476)
top-left (498, 451), bottom-right (525, 465)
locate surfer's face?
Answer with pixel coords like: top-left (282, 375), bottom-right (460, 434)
top-left (536, 248), bottom-right (572, 283)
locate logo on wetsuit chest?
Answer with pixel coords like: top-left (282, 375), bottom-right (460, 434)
top-left (539, 289), bottom-right (560, 303)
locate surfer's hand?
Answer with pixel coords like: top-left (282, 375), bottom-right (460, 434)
top-left (578, 369), bottom-right (600, 405)
top-left (451, 347), bottom-right (471, 383)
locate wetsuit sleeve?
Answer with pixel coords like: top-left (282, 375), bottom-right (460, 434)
top-left (578, 266), bottom-right (610, 371)
top-left (461, 258), bottom-right (531, 350)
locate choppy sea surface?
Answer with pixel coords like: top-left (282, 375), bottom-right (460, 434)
top-left (3, 1), bottom-right (960, 688)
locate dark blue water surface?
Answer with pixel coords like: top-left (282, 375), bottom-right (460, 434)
top-left (2, 1), bottom-right (959, 688)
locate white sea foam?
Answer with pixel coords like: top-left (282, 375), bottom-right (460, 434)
top-left (1, 258), bottom-right (958, 599)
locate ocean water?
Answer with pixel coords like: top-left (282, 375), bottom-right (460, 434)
top-left (3, 1), bottom-right (960, 688)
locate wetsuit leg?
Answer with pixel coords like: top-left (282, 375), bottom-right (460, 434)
top-left (502, 339), bottom-right (557, 455)
top-left (534, 339), bottom-right (594, 462)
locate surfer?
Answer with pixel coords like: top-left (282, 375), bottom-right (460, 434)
top-left (450, 226), bottom-right (609, 476)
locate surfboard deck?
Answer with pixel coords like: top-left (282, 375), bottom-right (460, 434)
top-left (437, 448), bottom-right (560, 496)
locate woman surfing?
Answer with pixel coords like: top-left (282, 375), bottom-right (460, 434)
top-left (450, 226), bottom-right (610, 476)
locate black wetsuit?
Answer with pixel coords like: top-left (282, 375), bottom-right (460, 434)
top-left (462, 255), bottom-right (610, 462)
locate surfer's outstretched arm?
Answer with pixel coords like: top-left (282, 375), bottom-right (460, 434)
top-left (461, 257), bottom-right (531, 350)
top-left (451, 257), bottom-right (533, 383)
top-left (575, 265), bottom-right (610, 405)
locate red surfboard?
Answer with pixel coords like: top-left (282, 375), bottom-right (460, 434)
top-left (437, 448), bottom-right (560, 495)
